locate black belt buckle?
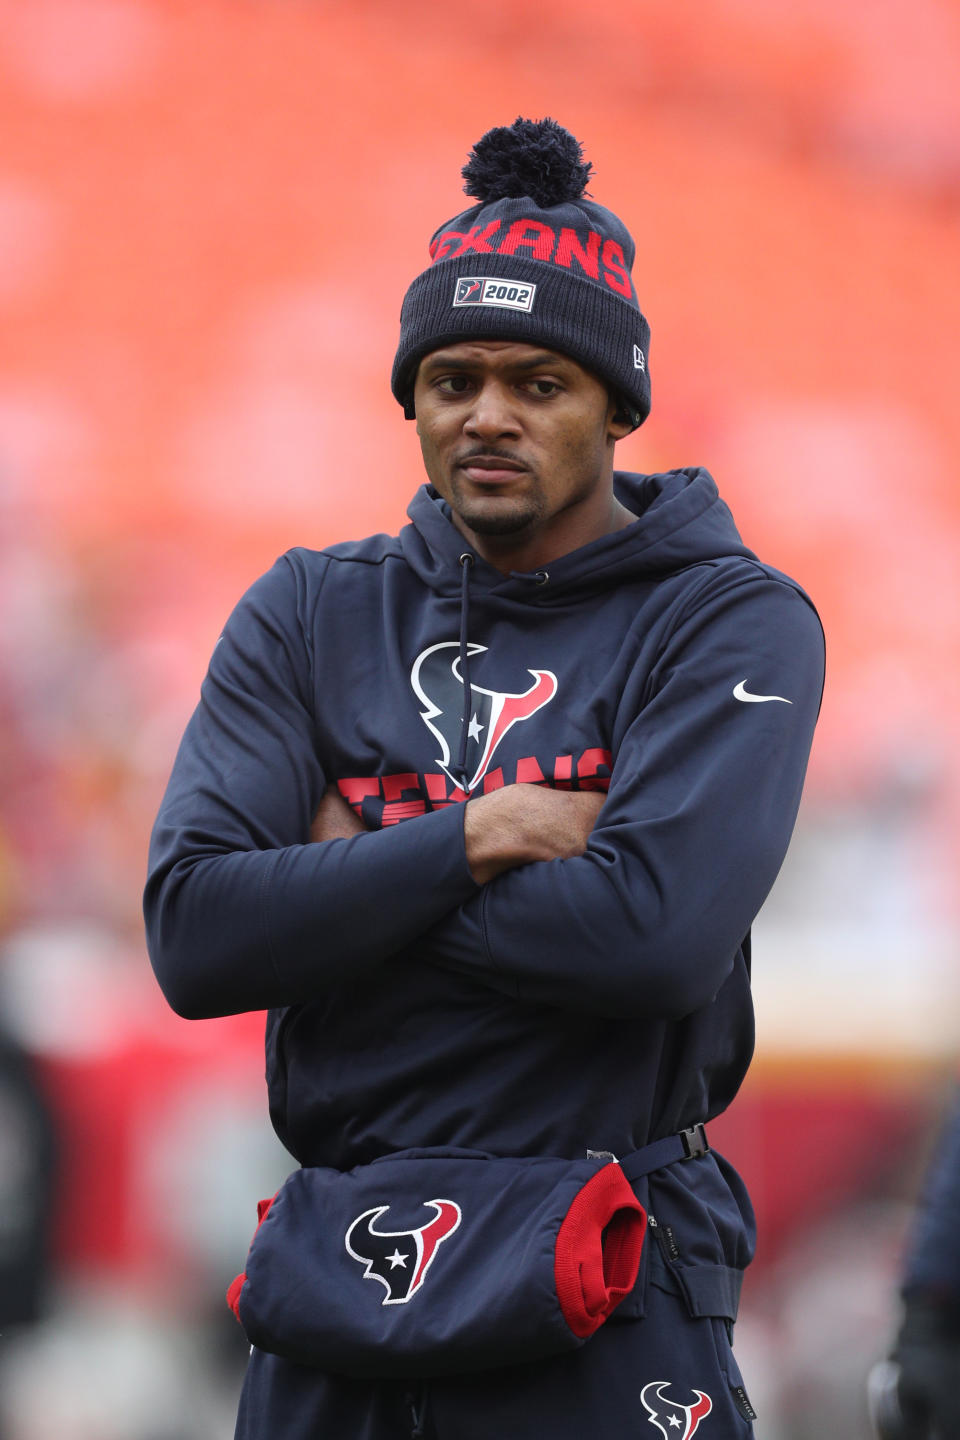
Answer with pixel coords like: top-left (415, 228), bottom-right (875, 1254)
top-left (680, 1123), bottom-right (710, 1160)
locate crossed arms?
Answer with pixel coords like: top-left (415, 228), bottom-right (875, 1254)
top-left (311, 783), bottom-right (604, 885)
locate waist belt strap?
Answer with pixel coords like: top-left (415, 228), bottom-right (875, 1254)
top-left (618, 1123), bottom-right (710, 1184)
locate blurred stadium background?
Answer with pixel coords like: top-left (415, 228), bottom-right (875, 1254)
top-left (1, 1), bottom-right (958, 1435)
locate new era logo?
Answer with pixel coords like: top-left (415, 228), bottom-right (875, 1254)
top-left (633, 344), bottom-right (645, 371)
top-left (453, 277), bottom-right (537, 313)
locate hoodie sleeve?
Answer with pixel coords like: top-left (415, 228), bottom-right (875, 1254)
top-left (901, 1090), bottom-right (960, 1301)
top-left (143, 555), bottom-right (479, 1019)
top-left (417, 568), bottom-right (825, 1019)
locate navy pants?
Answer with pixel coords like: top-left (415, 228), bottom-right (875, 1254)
top-left (235, 1277), bottom-right (756, 1439)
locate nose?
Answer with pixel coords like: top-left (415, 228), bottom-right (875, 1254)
top-left (463, 380), bottom-right (521, 441)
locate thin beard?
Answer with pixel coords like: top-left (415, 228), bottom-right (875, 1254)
top-left (447, 480), bottom-right (544, 538)
top-left (463, 509), bottom-right (540, 536)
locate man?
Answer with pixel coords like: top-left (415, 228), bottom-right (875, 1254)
top-left (869, 1090), bottom-right (960, 1440)
top-left (145, 118), bottom-right (824, 1439)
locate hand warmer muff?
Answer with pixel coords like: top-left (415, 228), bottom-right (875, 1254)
top-left (227, 1146), bottom-right (647, 1378)
top-left (227, 1131), bottom-right (712, 1378)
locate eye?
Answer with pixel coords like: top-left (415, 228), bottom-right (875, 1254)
top-left (526, 378), bottom-right (561, 397)
top-left (435, 375), bottom-right (473, 394)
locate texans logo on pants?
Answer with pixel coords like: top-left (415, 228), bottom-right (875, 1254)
top-left (640, 1381), bottom-right (713, 1438)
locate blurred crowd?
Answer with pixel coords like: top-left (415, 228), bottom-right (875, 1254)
top-left (1, 1), bottom-right (959, 1436)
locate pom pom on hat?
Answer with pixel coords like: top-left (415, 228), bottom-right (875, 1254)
top-left (392, 117), bottom-right (651, 429)
top-left (462, 116), bottom-right (592, 207)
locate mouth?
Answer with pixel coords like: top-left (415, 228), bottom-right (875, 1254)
top-left (456, 454), bottom-right (529, 486)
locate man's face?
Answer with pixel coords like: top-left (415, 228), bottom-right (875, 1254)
top-left (413, 341), bottom-right (628, 551)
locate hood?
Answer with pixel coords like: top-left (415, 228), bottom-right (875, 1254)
top-left (398, 468), bottom-right (756, 603)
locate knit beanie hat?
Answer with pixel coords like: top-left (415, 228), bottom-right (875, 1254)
top-left (391, 118), bottom-right (651, 429)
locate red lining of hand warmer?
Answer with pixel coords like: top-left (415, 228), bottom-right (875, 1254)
top-left (227, 1193), bottom-right (278, 1321)
top-left (554, 1164), bottom-right (646, 1339)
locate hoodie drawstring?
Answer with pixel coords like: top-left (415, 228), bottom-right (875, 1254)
top-left (453, 553), bottom-right (474, 791)
top-left (405, 1388), bottom-right (428, 1440)
top-left (452, 555), bottom-right (551, 793)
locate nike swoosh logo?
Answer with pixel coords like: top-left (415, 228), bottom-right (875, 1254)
top-left (733, 679), bottom-right (792, 705)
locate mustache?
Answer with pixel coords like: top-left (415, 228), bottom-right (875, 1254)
top-left (454, 445), bottom-right (527, 467)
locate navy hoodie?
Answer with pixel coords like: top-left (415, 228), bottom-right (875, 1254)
top-left (145, 467), bottom-right (824, 1321)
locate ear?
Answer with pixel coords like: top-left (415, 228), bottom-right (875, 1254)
top-left (607, 397), bottom-right (637, 441)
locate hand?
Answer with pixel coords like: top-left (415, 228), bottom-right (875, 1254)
top-left (464, 784), bottom-right (605, 886)
top-left (310, 788), bottom-right (368, 843)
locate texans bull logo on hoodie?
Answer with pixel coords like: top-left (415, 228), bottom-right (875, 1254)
top-left (411, 641), bottom-right (558, 794)
top-left (345, 1199), bottom-right (462, 1305)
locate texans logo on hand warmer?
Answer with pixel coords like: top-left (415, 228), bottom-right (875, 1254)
top-left (641, 1382), bottom-right (713, 1438)
top-left (345, 1200), bottom-right (462, 1305)
top-left (411, 641), bottom-right (558, 793)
